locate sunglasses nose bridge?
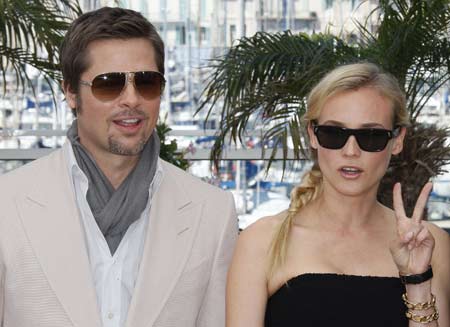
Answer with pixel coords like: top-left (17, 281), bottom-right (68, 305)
top-left (118, 72), bottom-right (141, 101)
top-left (342, 133), bottom-right (362, 154)
top-left (123, 72), bottom-right (140, 93)
top-left (125, 72), bottom-right (135, 86)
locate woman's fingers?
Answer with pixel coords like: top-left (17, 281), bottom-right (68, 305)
top-left (415, 226), bottom-right (426, 246)
top-left (393, 182), bottom-right (433, 225)
top-left (411, 182), bottom-right (433, 224)
top-left (393, 183), bottom-right (406, 219)
top-left (398, 223), bottom-right (423, 249)
top-left (390, 183), bottom-right (436, 275)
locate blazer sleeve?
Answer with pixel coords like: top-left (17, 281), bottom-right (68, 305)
top-left (196, 192), bottom-right (238, 327)
top-left (0, 249), bottom-right (4, 326)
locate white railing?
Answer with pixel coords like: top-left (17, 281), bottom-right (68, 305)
top-left (0, 128), bottom-right (303, 160)
top-left (0, 147), bottom-right (300, 161)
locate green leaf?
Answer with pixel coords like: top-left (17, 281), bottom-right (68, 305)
top-left (0, 0), bottom-right (82, 97)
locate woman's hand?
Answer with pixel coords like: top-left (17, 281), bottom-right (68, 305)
top-left (390, 182), bottom-right (435, 275)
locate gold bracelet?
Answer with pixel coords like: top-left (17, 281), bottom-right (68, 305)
top-left (405, 310), bottom-right (439, 323)
top-left (402, 293), bottom-right (436, 310)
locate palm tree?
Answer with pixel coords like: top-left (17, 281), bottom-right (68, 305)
top-left (198, 0), bottom-right (450, 215)
top-left (0, 0), bottom-right (82, 95)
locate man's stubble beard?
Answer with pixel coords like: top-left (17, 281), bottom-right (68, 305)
top-left (108, 135), bottom-right (147, 156)
top-left (76, 95), bottom-right (149, 157)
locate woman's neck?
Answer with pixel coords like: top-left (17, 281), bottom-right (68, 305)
top-left (306, 185), bottom-right (388, 232)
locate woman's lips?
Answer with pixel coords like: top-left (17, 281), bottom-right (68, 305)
top-left (339, 166), bottom-right (363, 179)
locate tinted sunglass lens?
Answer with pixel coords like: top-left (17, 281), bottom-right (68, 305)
top-left (315, 126), bottom-right (394, 152)
top-left (315, 126), bottom-right (348, 149)
top-left (91, 73), bottom-right (126, 101)
top-left (356, 129), bottom-right (389, 152)
top-left (135, 72), bottom-right (165, 99)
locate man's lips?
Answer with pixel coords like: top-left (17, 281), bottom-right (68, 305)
top-left (113, 118), bottom-right (142, 127)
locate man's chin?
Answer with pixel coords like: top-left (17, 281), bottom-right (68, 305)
top-left (108, 139), bottom-right (147, 156)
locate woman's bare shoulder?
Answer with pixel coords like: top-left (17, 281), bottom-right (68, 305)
top-left (242, 211), bottom-right (287, 236)
top-left (238, 211), bottom-right (288, 252)
top-left (229, 211), bottom-right (289, 289)
top-left (426, 221), bottom-right (450, 260)
top-left (426, 221), bottom-right (450, 240)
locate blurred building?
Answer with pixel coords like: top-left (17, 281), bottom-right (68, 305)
top-left (76, 0), bottom-right (380, 128)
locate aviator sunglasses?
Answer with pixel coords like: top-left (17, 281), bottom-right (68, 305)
top-left (313, 125), bottom-right (400, 152)
top-left (79, 71), bottom-right (166, 102)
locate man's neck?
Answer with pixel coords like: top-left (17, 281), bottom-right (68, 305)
top-left (91, 151), bottom-right (140, 189)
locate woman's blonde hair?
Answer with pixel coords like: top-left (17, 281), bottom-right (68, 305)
top-left (268, 62), bottom-right (410, 277)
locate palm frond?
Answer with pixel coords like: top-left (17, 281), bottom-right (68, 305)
top-left (0, 0), bottom-right (82, 96)
top-left (198, 31), bottom-right (358, 165)
top-left (379, 124), bottom-right (450, 216)
top-left (359, 0), bottom-right (450, 121)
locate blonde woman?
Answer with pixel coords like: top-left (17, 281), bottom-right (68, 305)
top-left (227, 63), bottom-right (450, 327)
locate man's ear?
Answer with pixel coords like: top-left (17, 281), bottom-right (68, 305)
top-left (62, 80), bottom-right (77, 110)
top-left (391, 127), bottom-right (406, 155)
top-left (307, 123), bottom-right (318, 150)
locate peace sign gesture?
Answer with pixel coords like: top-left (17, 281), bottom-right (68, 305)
top-left (390, 182), bottom-right (435, 275)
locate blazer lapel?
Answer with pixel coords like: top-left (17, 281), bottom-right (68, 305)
top-left (15, 150), bottom-right (102, 327)
top-left (125, 167), bottom-right (203, 327)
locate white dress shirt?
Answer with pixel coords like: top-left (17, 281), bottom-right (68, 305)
top-left (63, 141), bottom-right (163, 327)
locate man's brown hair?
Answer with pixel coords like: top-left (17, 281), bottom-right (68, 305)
top-left (60, 7), bottom-right (165, 94)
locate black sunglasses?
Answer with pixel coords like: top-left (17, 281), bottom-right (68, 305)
top-left (313, 125), bottom-right (400, 152)
top-left (79, 71), bottom-right (166, 102)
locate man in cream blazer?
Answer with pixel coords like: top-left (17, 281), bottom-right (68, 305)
top-left (0, 7), bottom-right (237, 327)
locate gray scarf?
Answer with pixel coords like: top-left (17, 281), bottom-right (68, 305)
top-left (67, 120), bottom-right (160, 255)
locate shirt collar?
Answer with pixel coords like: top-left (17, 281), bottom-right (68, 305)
top-left (63, 140), bottom-right (164, 192)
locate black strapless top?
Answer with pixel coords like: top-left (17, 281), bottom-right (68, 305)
top-left (265, 273), bottom-right (408, 327)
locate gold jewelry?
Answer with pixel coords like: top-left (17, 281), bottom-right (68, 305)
top-left (405, 310), bottom-right (439, 323)
top-left (402, 293), bottom-right (436, 310)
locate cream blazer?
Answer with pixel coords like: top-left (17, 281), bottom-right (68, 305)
top-left (0, 148), bottom-right (238, 327)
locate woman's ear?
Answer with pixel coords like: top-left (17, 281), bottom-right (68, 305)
top-left (307, 123), bottom-right (318, 150)
top-left (391, 127), bottom-right (406, 155)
